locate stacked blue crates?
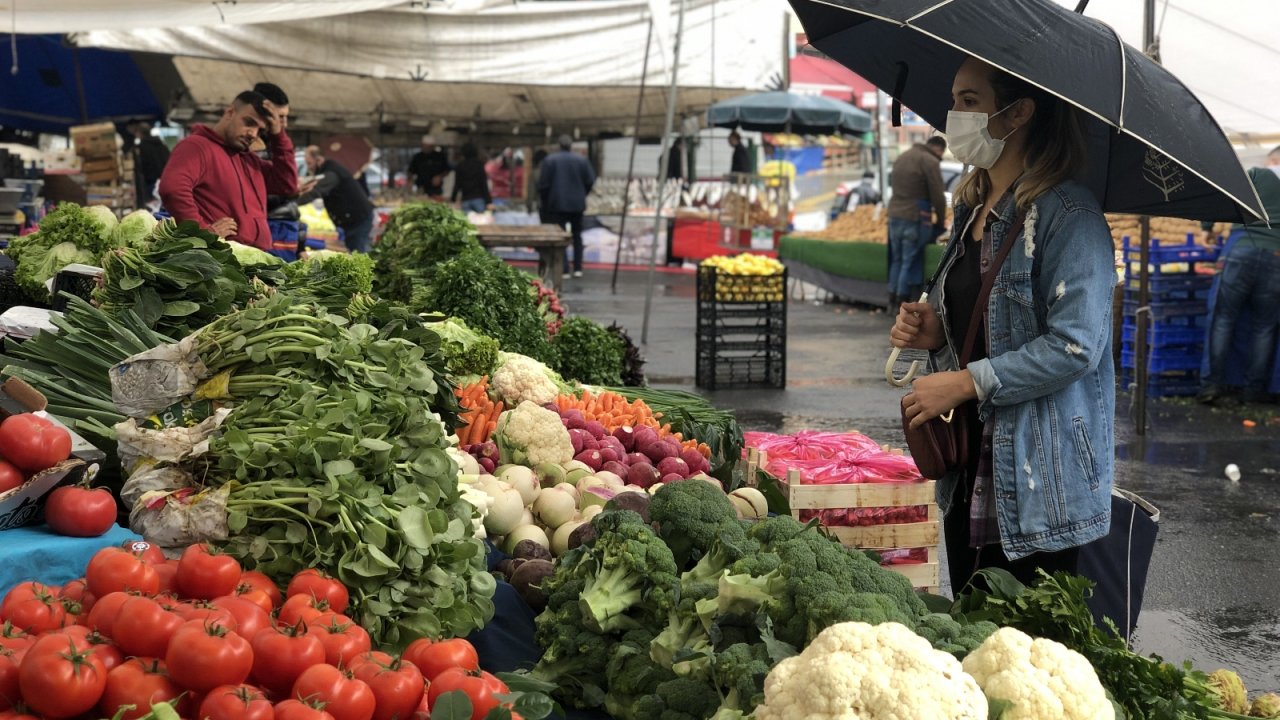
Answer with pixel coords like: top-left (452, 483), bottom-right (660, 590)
top-left (1120, 235), bottom-right (1218, 397)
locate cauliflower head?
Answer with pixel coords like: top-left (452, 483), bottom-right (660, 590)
top-left (493, 400), bottom-right (575, 467)
top-left (490, 352), bottom-right (563, 406)
top-left (962, 627), bottom-right (1114, 720)
top-left (755, 621), bottom-right (987, 720)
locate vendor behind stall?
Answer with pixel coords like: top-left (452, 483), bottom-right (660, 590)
top-left (298, 145), bottom-right (376, 253)
top-left (158, 90), bottom-right (296, 249)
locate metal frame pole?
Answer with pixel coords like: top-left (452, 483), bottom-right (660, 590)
top-left (641, 0), bottom-right (686, 344)
top-left (1134, 0), bottom-right (1157, 435)
top-left (611, 17), bottom-right (655, 294)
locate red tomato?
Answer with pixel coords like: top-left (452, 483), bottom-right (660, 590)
top-left (154, 595), bottom-right (184, 614)
top-left (85, 592), bottom-right (132, 637)
top-left (176, 600), bottom-right (238, 631)
top-left (249, 624), bottom-right (325, 695)
top-left (0, 709), bottom-right (40, 720)
top-left (153, 561), bottom-right (180, 596)
top-left (291, 664), bottom-right (375, 720)
top-left (211, 596), bottom-right (272, 642)
top-left (17, 633), bottom-right (107, 718)
top-left (121, 539), bottom-right (168, 566)
top-left (2, 591), bottom-right (66, 635)
top-left (351, 656), bottom-right (423, 720)
top-left (0, 648), bottom-right (19, 711)
top-left (274, 698), bottom-right (337, 720)
top-left (81, 633), bottom-right (124, 674)
top-left (404, 638), bottom-right (478, 682)
top-left (57, 578), bottom-right (89, 604)
top-left (426, 668), bottom-right (501, 720)
top-left (85, 547), bottom-right (160, 598)
top-left (0, 414), bottom-right (72, 472)
top-left (166, 619), bottom-right (254, 692)
top-left (0, 461), bottom-right (22, 494)
top-left (286, 570), bottom-right (350, 615)
top-left (198, 684), bottom-right (274, 720)
top-left (239, 571), bottom-right (283, 609)
top-left (278, 594), bottom-right (330, 627)
top-left (44, 486), bottom-right (117, 538)
top-left (0, 625), bottom-right (30, 663)
top-left (98, 657), bottom-right (185, 720)
top-left (111, 596), bottom-right (183, 659)
top-left (308, 617), bottom-right (372, 669)
top-left (1, 583), bottom-right (55, 618)
top-left (175, 544), bottom-right (242, 601)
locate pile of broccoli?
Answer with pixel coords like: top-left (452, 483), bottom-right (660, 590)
top-left (531, 480), bottom-right (998, 719)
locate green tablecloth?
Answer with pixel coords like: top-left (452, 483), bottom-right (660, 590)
top-left (779, 237), bottom-right (945, 282)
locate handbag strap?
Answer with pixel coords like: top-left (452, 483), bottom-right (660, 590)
top-left (959, 210), bottom-right (1027, 366)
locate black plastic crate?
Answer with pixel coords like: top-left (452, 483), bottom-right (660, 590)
top-left (50, 268), bottom-right (102, 312)
top-left (697, 265), bottom-right (787, 305)
top-left (696, 346), bottom-right (785, 390)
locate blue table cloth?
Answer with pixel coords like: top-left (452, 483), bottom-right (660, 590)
top-left (0, 523), bottom-right (141, 595)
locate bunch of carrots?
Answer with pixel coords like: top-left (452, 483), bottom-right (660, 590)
top-left (556, 388), bottom-right (711, 459)
top-left (455, 377), bottom-right (503, 445)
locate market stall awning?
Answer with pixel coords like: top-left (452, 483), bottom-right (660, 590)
top-left (5, 1), bottom-right (407, 33)
top-left (788, 53), bottom-right (876, 107)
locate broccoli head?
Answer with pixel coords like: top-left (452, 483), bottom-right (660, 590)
top-left (578, 511), bottom-right (678, 633)
top-left (652, 677), bottom-right (724, 720)
top-left (682, 521), bottom-right (759, 584)
top-left (649, 479), bottom-right (741, 570)
top-left (650, 577), bottom-right (718, 673)
top-left (914, 613), bottom-right (999, 658)
top-left (711, 642), bottom-right (771, 713)
top-left (604, 631), bottom-right (680, 720)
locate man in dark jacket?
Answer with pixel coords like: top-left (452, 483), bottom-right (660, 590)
top-left (886, 136), bottom-right (948, 310)
top-left (729, 131), bottom-right (751, 174)
top-left (451, 143), bottom-right (491, 213)
top-left (127, 120), bottom-right (170, 208)
top-left (538, 135), bottom-right (596, 277)
top-left (299, 145), bottom-right (376, 253)
top-left (408, 135), bottom-right (451, 197)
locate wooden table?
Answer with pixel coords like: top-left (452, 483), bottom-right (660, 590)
top-left (474, 224), bottom-right (571, 291)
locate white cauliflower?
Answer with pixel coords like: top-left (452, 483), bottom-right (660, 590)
top-left (493, 400), bottom-right (575, 467)
top-left (962, 627), bottom-right (1114, 720)
top-left (489, 352), bottom-right (562, 406)
top-left (755, 621), bottom-right (988, 720)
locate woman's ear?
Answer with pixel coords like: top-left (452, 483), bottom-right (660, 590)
top-left (1010, 97), bottom-right (1036, 131)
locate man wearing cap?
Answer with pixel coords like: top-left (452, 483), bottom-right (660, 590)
top-left (409, 135), bottom-right (451, 198)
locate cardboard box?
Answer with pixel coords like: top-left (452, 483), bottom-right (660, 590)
top-left (84, 168), bottom-right (121, 184)
top-left (0, 377), bottom-right (107, 531)
top-left (81, 158), bottom-right (118, 174)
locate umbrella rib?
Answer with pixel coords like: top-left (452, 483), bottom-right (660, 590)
top-left (1103, 21), bottom-right (1128, 129)
top-left (906, 0), bottom-right (959, 24)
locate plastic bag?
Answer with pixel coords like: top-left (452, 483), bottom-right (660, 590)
top-left (110, 336), bottom-right (208, 418)
top-left (114, 408), bottom-right (230, 475)
top-left (120, 466), bottom-right (195, 511)
top-left (129, 485), bottom-right (230, 549)
top-left (743, 430), bottom-right (881, 462)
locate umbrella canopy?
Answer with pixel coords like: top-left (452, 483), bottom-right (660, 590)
top-left (706, 90), bottom-right (872, 136)
top-left (318, 134), bottom-right (374, 176)
top-left (789, 0), bottom-right (1265, 224)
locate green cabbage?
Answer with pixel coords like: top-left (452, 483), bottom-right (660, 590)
top-left (112, 209), bottom-right (158, 247)
top-left (226, 240), bottom-right (285, 268)
top-left (83, 205), bottom-right (118, 241)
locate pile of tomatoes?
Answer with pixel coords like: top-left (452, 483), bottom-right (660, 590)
top-left (0, 412), bottom-right (116, 540)
top-left (0, 541), bottom-right (519, 720)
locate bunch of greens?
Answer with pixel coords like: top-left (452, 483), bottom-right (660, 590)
top-left (425, 317), bottom-right (501, 379)
top-left (94, 219), bottom-right (262, 336)
top-left (373, 202), bottom-right (480, 301)
top-left (599, 387), bottom-right (743, 483)
top-left (950, 569), bottom-right (1253, 720)
top-left (177, 294), bottom-right (484, 646)
top-left (6, 202), bottom-right (118, 302)
top-left (225, 240), bottom-right (288, 286)
top-left (280, 250), bottom-right (375, 313)
top-left (415, 248), bottom-right (552, 362)
top-left (608, 321), bottom-right (647, 387)
top-left (549, 316), bottom-right (625, 386)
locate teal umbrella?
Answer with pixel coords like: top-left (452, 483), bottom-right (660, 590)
top-left (706, 90), bottom-right (872, 136)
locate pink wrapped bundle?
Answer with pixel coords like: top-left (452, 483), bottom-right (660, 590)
top-left (743, 430), bottom-right (882, 462)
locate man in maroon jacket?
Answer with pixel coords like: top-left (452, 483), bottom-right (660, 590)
top-left (158, 90), bottom-right (299, 249)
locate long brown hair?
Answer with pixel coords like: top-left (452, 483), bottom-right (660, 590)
top-left (954, 66), bottom-right (1088, 211)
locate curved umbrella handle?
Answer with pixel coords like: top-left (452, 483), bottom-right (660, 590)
top-left (885, 347), bottom-right (921, 387)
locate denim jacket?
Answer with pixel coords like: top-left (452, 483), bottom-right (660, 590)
top-left (929, 180), bottom-right (1115, 559)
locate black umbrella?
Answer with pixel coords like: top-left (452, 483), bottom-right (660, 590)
top-left (789, 0), bottom-right (1265, 224)
top-left (706, 90), bottom-right (872, 136)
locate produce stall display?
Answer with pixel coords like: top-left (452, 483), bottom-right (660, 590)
top-left (0, 199), bottom-right (1272, 720)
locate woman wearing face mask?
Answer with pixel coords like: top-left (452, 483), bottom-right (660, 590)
top-left (890, 57), bottom-right (1117, 593)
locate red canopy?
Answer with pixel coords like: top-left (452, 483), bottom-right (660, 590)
top-left (789, 53), bottom-right (876, 107)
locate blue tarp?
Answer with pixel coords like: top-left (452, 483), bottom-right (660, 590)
top-left (0, 34), bottom-right (161, 134)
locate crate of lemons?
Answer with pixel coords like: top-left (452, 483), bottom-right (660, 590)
top-left (700, 253), bottom-right (786, 303)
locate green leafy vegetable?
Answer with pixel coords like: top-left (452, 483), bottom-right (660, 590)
top-left (112, 209), bottom-right (158, 247)
top-left (550, 317), bottom-right (625, 386)
top-left (372, 202), bottom-right (481, 301)
top-left (281, 250), bottom-right (375, 313)
top-left (426, 317), bottom-right (501, 378)
top-left (7, 202), bottom-right (118, 302)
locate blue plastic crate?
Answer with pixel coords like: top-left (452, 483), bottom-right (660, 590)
top-left (1122, 274), bottom-right (1214, 293)
top-left (1121, 323), bottom-right (1206, 348)
top-left (268, 220), bottom-right (304, 242)
top-left (1122, 299), bottom-right (1208, 320)
top-left (1122, 235), bottom-right (1219, 264)
top-left (1123, 285), bottom-right (1212, 303)
top-left (1120, 370), bottom-right (1201, 398)
top-left (1121, 348), bottom-right (1203, 373)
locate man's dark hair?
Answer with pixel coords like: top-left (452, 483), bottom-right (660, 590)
top-left (461, 143), bottom-right (479, 160)
top-left (557, 135), bottom-right (573, 151)
top-left (234, 90), bottom-right (271, 121)
top-left (862, 170), bottom-right (875, 179)
top-left (1269, 145), bottom-right (1280, 159)
top-left (533, 148), bottom-right (548, 165)
top-left (729, 130), bottom-right (741, 141)
top-left (926, 136), bottom-right (947, 151)
top-left (253, 83), bottom-right (289, 106)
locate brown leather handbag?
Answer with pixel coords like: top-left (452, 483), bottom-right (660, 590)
top-left (902, 211), bottom-right (1025, 480)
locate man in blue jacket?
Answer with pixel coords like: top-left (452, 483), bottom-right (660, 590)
top-left (538, 135), bottom-right (596, 278)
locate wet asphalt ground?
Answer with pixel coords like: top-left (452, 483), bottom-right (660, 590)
top-left (555, 263), bottom-right (1280, 692)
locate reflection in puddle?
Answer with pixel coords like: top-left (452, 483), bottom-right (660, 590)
top-left (1134, 606), bottom-right (1280, 693)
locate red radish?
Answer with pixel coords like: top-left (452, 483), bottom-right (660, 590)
top-left (642, 439), bottom-right (678, 464)
top-left (583, 420), bottom-right (608, 440)
top-left (626, 463), bottom-right (661, 489)
top-left (563, 410), bottom-right (587, 430)
top-left (478, 457), bottom-right (495, 474)
top-left (568, 429), bottom-right (588, 455)
top-left (599, 447), bottom-right (620, 464)
top-left (612, 426), bottom-right (636, 451)
top-left (633, 426), bottom-right (659, 450)
top-left (625, 452), bottom-right (649, 467)
top-left (657, 457), bottom-right (690, 478)
top-left (574, 450), bottom-right (603, 471)
top-left (661, 473), bottom-right (684, 485)
top-left (602, 460), bottom-right (629, 477)
top-left (598, 436), bottom-right (626, 458)
top-left (680, 448), bottom-right (709, 473)
top-left (581, 435), bottom-right (600, 452)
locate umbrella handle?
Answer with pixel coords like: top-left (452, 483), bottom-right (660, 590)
top-left (885, 347), bottom-right (921, 387)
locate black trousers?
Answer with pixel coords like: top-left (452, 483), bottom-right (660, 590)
top-left (546, 211), bottom-right (585, 272)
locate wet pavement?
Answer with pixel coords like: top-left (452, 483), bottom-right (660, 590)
top-left (556, 263), bottom-right (1280, 691)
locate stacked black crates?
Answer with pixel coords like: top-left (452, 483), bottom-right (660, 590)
top-left (1120, 235), bottom-right (1217, 397)
top-left (695, 265), bottom-right (786, 389)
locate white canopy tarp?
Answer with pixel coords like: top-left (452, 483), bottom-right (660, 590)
top-left (6, 0), bottom-right (406, 33)
top-left (71, 0), bottom-right (785, 135)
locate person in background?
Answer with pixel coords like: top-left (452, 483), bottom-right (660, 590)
top-left (159, 91), bottom-right (294, 249)
top-left (538, 135), bottom-right (596, 278)
top-left (1197, 146), bottom-right (1280, 406)
top-left (127, 120), bottom-right (170, 208)
top-left (297, 145), bottom-right (375, 253)
top-left (408, 136), bottom-right (451, 198)
top-left (486, 148), bottom-right (516, 206)
top-left (886, 135), bottom-right (948, 311)
top-left (452, 143), bottom-right (492, 214)
top-left (892, 56), bottom-right (1115, 599)
top-left (850, 170), bottom-right (882, 207)
top-left (529, 148), bottom-right (549, 218)
top-left (729, 131), bottom-right (751, 174)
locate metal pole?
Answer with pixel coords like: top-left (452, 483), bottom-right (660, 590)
top-left (611, 17), bottom-right (655, 294)
top-left (1134, 0), bottom-right (1157, 435)
top-left (875, 90), bottom-right (889, 201)
top-left (641, 0), bottom-right (686, 345)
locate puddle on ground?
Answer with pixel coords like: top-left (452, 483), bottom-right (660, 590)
top-left (1134, 606), bottom-right (1280, 693)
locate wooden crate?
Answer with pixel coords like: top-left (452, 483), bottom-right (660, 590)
top-left (744, 447), bottom-right (940, 593)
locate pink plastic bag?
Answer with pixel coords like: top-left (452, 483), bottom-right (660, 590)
top-left (743, 430), bottom-right (881, 463)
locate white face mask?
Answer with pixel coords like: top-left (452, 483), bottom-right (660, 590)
top-left (944, 102), bottom-right (1019, 169)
